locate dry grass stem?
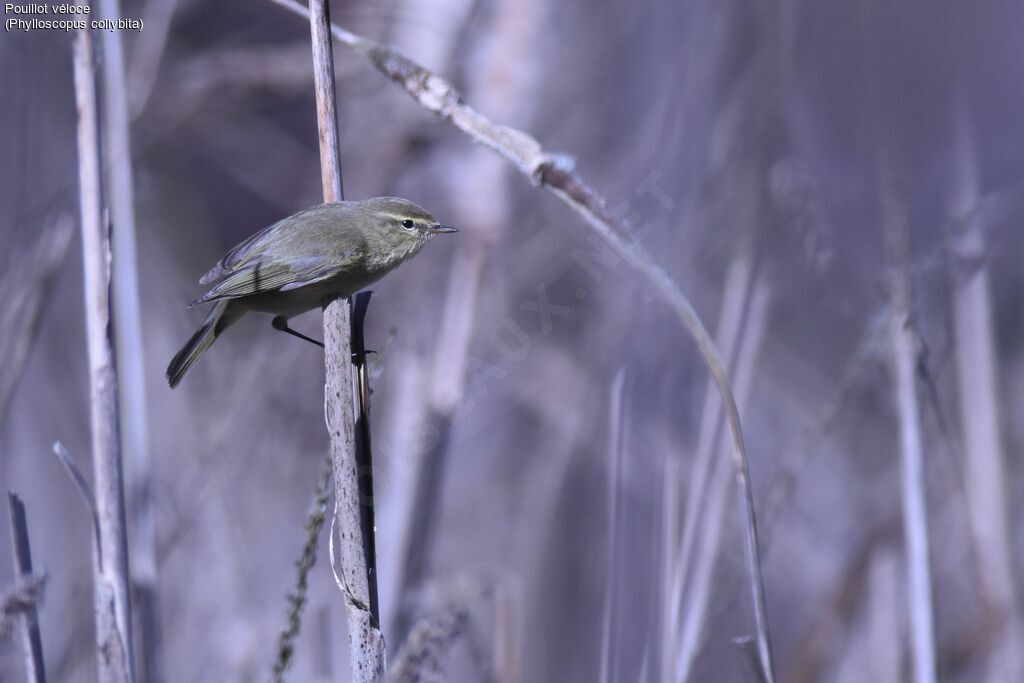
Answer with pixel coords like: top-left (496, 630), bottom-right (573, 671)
top-left (387, 604), bottom-right (470, 683)
top-left (73, 19), bottom-right (137, 682)
top-left (677, 278), bottom-right (771, 682)
top-left (881, 163), bottom-right (937, 683)
top-left (96, 2), bottom-right (161, 677)
top-left (306, 0), bottom-right (385, 678)
top-left (6, 494), bottom-right (47, 683)
top-left (272, 458), bottom-right (333, 681)
top-left (947, 91), bottom-right (1022, 680)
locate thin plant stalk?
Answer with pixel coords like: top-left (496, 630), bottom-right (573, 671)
top-left (663, 234), bottom-right (755, 680)
top-left (272, 460), bottom-right (333, 681)
top-left (377, 351), bottom-right (426, 634)
top-left (387, 604), bottom-right (470, 683)
top-left (96, 1), bottom-right (161, 679)
top-left (73, 20), bottom-right (136, 683)
top-left (7, 494), bottom-right (46, 683)
top-left (600, 369), bottom-right (630, 683)
top-left (677, 281), bottom-right (771, 682)
top-left (947, 91), bottom-right (1021, 681)
top-left (490, 579), bottom-right (522, 683)
top-left (880, 163), bottom-right (937, 683)
top-left (833, 548), bottom-right (901, 683)
top-left (659, 453), bottom-right (679, 683)
top-left (306, 0), bottom-right (385, 678)
top-left (673, 239), bottom-right (756, 644)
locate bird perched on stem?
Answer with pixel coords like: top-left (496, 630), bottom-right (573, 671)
top-left (166, 197), bottom-right (457, 387)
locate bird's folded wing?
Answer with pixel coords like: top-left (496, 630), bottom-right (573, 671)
top-left (199, 220), bottom-right (283, 285)
top-left (198, 204), bottom-right (346, 285)
top-left (190, 257), bottom-right (340, 306)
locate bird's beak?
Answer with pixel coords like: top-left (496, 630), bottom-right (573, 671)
top-left (430, 224), bottom-right (459, 234)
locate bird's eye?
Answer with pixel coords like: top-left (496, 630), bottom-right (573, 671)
top-left (401, 219), bottom-right (415, 230)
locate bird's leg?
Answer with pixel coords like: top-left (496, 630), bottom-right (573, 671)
top-left (271, 316), bottom-right (324, 348)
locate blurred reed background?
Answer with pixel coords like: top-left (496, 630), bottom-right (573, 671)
top-left (1, 0), bottom-right (1023, 681)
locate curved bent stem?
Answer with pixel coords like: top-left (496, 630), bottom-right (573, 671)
top-left (267, 0), bottom-right (775, 678)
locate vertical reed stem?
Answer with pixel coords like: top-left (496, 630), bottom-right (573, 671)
top-left (307, 0), bottom-right (385, 678)
top-left (73, 19), bottom-right (136, 683)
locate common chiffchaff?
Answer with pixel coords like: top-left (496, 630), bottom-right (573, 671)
top-left (166, 197), bottom-right (457, 387)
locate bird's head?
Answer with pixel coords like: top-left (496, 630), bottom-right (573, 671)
top-left (356, 197), bottom-right (457, 263)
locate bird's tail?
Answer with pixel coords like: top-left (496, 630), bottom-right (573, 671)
top-left (166, 300), bottom-right (241, 388)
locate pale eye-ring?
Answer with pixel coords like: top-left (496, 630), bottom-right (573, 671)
top-left (401, 219), bottom-right (415, 230)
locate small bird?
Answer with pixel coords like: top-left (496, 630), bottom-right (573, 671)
top-left (166, 197), bottom-right (457, 387)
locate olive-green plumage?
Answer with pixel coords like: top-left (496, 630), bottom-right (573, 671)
top-left (166, 197), bottom-right (456, 387)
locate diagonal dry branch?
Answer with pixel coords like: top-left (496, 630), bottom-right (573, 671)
top-left (267, 0), bottom-right (775, 677)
